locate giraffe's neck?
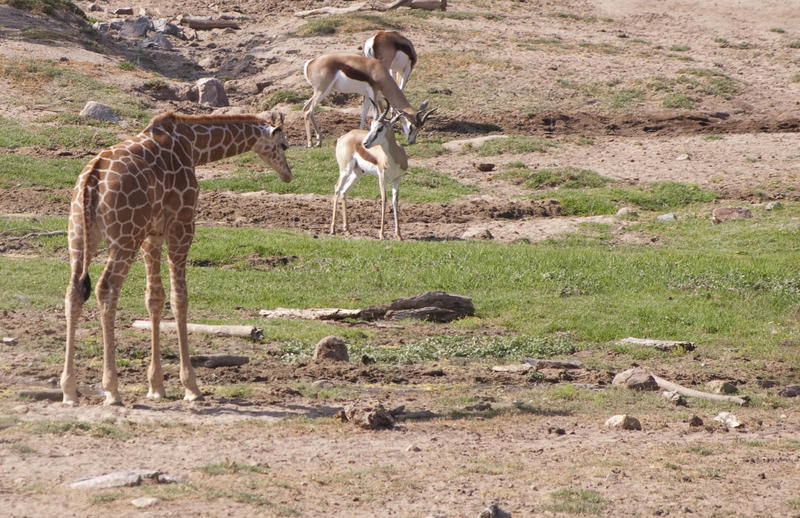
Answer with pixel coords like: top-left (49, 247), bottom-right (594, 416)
top-left (181, 119), bottom-right (264, 166)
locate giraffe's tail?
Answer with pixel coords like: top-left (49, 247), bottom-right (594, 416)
top-left (71, 162), bottom-right (99, 303)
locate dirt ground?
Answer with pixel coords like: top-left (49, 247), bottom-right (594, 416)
top-left (2, 0), bottom-right (800, 516)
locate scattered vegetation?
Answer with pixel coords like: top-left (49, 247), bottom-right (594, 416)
top-left (259, 89), bottom-right (307, 110)
top-left (501, 166), bottom-right (610, 190)
top-left (2, 0), bottom-right (86, 18)
top-left (549, 488), bottom-right (607, 514)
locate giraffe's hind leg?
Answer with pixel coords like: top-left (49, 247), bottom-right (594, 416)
top-left (141, 233), bottom-right (166, 400)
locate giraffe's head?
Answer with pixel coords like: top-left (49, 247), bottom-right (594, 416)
top-left (253, 112), bottom-right (292, 183)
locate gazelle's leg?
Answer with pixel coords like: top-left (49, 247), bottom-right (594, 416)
top-left (303, 95), bottom-right (323, 148)
top-left (338, 166), bottom-right (361, 235)
top-left (391, 178), bottom-right (403, 241)
top-left (141, 234), bottom-right (166, 400)
top-left (330, 170), bottom-right (347, 235)
top-left (166, 220), bottom-right (202, 402)
top-left (377, 170), bottom-right (387, 240)
top-left (96, 247), bottom-right (137, 406)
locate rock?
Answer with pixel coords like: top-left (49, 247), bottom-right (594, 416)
top-left (196, 78), bottom-right (229, 107)
top-left (706, 380), bottom-right (738, 394)
top-left (141, 33), bottom-right (173, 51)
top-left (343, 402), bottom-right (395, 430)
top-left (713, 412), bottom-right (742, 430)
top-left (119, 16), bottom-right (151, 39)
top-left (712, 206), bottom-right (752, 224)
top-left (88, 3), bottom-right (104, 12)
top-left (612, 367), bottom-right (658, 391)
top-left (491, 364), bottom-right (532, 373)
top-left (3, 337), bottom-right (18, 345)
top-left (313, 336), bottom-right (349, 362)
top-left (406, 444), bottom-right (421, 452)
top-left (778, 385), bottom-right (800, 398)
top-left (656, 213), bottom-right (676, 221)
top-left (461, 227), bottom-right (494, 240)
top-left (152, 19), bottom-right (182, 36)
top-left (478, 503), bottom-right (511, 518)
top-left (662, 390), bottom-right (687, 406)
top-left (604, 414), bottom-right (642, 430)
top-left (616, 207), bottom-right (638, 219)
top-left (675, 153), bottom-right (690, 161)
top-left (475, 163), bottom-right (495, 171)
top-left (765, 201), bottom-right (783, 211)
top-left (79, 101), bottom-right (121, 124)
top-left (114, 8), bottom-right (135, 15)
top-left (385, 306), bottom-right (459, 322)
top-left (131, 497), bottom-right (160, 508)
top-left (688, 415), bottom-right (704, 428)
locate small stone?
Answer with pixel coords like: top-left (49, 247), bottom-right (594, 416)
top-left (612, 367), bottom-right (658, 391)
top-left (344, 402), bottom-right (395, 430)
top-left (114, 7), bottom-right (135, 15)
top-left (707, 380), bottom-right (738, 394)
top-left (461, 227), bottom-right (494, 240)
top-left (675, 154), bottom-right (690, 161)
top-left (88, 3), bottom-right (104, 12)
top-left (604, 414), bottom-right (642, 430)
top-left (713, 412), bottom-right (742, 429)
top-left (688, 415), bottom-right (704, 428)
top-left (765, 201), bottom-right (783, 211)
top-left (196, 77), bottom-right (229, 107)
top-left (615, 207), bottom-right (638, 219)
top-left (79, 101), bottom-right (121, 124)
top-left (778, 385), bottom-right (800, 398)
top-left (656, 213), bottom-right (676, 222)
top-left (478, 503), bottom-right (511, 518)
top-left (3, 337), bottom-right (18, 346)
top-left (711, 206), bottom-right (752, 224)
top-left (131, 497), bottom-right (160, 508)
top-left (313, 336), bottom-right (349, 362)
top-left (475, 163), bottom-right (495, 172)
top-left (406, 444), bottom-right (421, 452)
top-left (662, 390), bottom-right (687, 406)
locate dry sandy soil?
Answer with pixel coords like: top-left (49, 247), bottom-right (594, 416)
top-left (2, 0), bottom-right (800, 516)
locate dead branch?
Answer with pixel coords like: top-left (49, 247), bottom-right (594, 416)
top-left (652, 374), bottom-right (748, 405)
top-left (294, 0), bottom-right (445, 17)
top-left (521, 358), bottom-right (583, 370)
top-left (4, 230), bottom-right (66, 242)
top-left (618, 337), bottom-right (696, 351)
top-left (178, 16), bottom-right (240, 30)
top-left (132, 320), bottom-right (262, 340)
top-left (384, 0), bottom-right (447, 10)
top-left (258, 308), bottom-right (361, 320)
top-left (294, 2), bottom-right (370, 17)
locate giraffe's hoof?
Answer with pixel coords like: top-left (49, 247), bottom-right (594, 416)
top-left (146, 390), bottom-right (165, 401)
top-left (184, 391), bottom-right (204, 402)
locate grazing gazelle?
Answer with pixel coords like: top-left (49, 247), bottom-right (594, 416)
top-left (331, 104), bottom-right (421, 240)
top-left (61, 112), bottom-right (292, 406)
top-left (362, 30), bottom-right (417, 125)
top-left (302, 53), bottom-right (435, 147)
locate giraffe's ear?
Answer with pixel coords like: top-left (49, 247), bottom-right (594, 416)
top-left (271, 111), bottom-right (285, 128)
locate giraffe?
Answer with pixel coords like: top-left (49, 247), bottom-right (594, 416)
top-left (61, 111), bottom-right (292, 406)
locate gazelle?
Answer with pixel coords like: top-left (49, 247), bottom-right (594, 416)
top-left (363, 30), bottom-right (417, 125)
top-left (302, 53), bottom-right (435, 147)
top-left (330, 104), bottom-right (411, 240)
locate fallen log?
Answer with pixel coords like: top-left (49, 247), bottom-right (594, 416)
top-left (131, 320), bottom-right (263, 340)
top-left (294, 0), bottom-right (445, 17)
top-left (618, 337), bottom-right (696, 351)
top-left (360, 291), bottom-right (474, 321)
top-left (179, 16), bottom-right (240, 30)
top-left (652, 374), bottom-right (748, 405)
top-left (258, 308), bottom-right (361, 320)
top-left (294, 2), bottom-right (370, 17)
top-left (385, 0), bottom-right (447, 10)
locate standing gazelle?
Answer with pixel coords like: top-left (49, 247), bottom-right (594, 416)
top-left (362, 31), bottom-right (417, 126)
top-left (302, 53), bottom-right (435, 147)
top-left (331, 104), bottom-right (411, 240)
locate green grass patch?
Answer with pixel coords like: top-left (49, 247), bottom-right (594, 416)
top-left (475, 135), bottom-right (556, 156)
top-left (606, 89), bottom-right (644, 109)
top-left (501, 166), bottom-right (610, 190)
top-left (549, 488), bottom-right (607, 514)
top-left (789, 41), bottom-right (800, 49)
top-left (259, 89), bottom-right (308, 110)
top-left (663, 93), bottom-right (695, 109)
top-left (280, 334), bottom-right (581, 364)
top-left (201, 148), bottom-right (477, 203)
top-left (0, 116), bottom-right (117, 149)
top-left (295, 13), bottom-right (398, 36)
top-left (532, 181), bottom-right (717, 216)
top-left (0, 154), bottom-right (84, 188)
top-left (200, 460), bottom-right (269, 475)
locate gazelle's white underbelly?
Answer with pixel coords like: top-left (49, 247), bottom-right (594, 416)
top-left (332, 71), bottom-right (374, 96)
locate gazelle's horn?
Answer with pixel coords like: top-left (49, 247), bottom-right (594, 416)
top-left (419, 107), bottom-right (437, 126)
top-left (380, 101), bottom-right (392, 120)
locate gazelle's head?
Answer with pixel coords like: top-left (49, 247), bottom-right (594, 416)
top-left (253, 112), bottom-right (292, 183)
top-left (398, 99), bottom-right (436, 145)
top-left (364, 103), bottom-right (402, 148)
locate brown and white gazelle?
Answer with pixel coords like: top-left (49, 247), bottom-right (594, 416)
top-left (302, 53), bottom-right (435, 147)
top-left (330, 104), bottom-right (412, 240)
top-left (362, 31), bottom-right (417, 126)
